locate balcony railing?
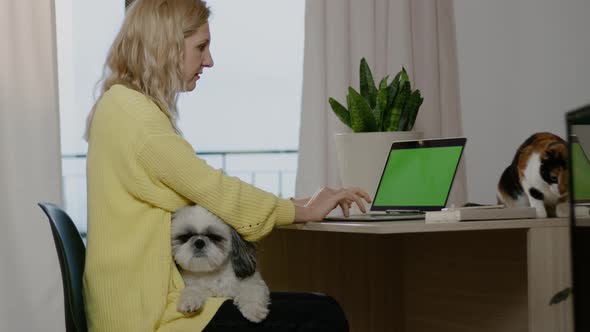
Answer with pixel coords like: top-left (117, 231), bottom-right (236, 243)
top-left (61, 150), bottom-right (298, 236)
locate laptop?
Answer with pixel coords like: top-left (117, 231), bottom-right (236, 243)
top-left (570, 134), bottom-right (590, 204)
top-left (324, 137), bottom-right (467, 221)
top-left (566, 104), bottom-right (590, 331)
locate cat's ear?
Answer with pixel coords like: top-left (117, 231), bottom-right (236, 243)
top-left (229, 227), bottom-right (257, 279)
top-left (547, 141), bottom-right (567, 159)
top-left (544, 149), bottom-right (555, 161)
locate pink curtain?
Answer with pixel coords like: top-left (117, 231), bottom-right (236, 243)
top-left (0, 1), bottom-right (65, 331)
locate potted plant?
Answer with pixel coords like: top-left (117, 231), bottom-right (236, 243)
top-left (329, 58), bottom-right (424, 209)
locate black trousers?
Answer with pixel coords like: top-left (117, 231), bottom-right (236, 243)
top-left (202, 292), bottom-right (349, 332)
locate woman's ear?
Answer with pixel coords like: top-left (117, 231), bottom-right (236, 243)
top-left (229, 227), bottom-right (257, 279)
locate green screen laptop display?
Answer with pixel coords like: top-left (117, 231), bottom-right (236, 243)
top-left (571, 139), bottom-right (590, 203)
top-left (372, 138), bottom-right (465, 211)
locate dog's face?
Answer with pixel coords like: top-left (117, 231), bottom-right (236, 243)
top-left (171, 205), bottom-right (257, 278)
top-left (171, 206), bottom-right (232, 273)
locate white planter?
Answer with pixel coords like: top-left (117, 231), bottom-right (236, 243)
top-left (334, 131), bottom-right (423, 213)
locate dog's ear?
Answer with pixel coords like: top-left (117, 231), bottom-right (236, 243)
top-left (230, 227), bottom-right (257, 279)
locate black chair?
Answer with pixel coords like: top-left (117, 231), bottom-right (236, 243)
top-left (38, 202), bottom-right (88, 332)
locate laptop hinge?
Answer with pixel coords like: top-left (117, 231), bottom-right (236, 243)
top-left (385, 209), bottom-right (425, 214)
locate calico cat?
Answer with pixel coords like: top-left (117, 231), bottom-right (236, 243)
top-left (497, 132), bottom-right (569, 218)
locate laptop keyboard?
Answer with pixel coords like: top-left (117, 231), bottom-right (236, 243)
top-left (367, 211), bottom-right (425, 217)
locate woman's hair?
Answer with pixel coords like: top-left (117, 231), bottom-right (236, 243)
top-left (84, 0), bottom-right (210, 140)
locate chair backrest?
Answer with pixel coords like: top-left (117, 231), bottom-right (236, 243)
top-left (38, 202), bottom-right (88, 332)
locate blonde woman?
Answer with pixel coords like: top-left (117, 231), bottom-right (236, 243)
top-left (83, 0), bottom-right (369, 331)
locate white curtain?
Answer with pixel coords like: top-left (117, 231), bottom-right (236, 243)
top-left (296, 0), bottom-right (467, 206)
top-left (0, 1), bottom-right (65, 331)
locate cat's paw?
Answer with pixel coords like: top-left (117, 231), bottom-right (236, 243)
top-left (556, 202), bottom-right (570, 218)
top-left (236, 300), bottom-right (270, 323)
top-left (177, 289), bottom-right (205, 313)
top-left (534, 206), bottom-right (548, 218)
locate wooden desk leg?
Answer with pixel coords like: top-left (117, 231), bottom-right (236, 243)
top-left (527, 227), bottom-right (573, 332)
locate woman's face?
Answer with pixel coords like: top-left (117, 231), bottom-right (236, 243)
top-left (182, 23), bottom-right (214, 91)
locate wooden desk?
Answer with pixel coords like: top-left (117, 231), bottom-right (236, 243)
top-left (258, 218), bottom-right (573, 332)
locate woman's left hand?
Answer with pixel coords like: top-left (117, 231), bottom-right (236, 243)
top-left (293, 186), bottom-right (372, 222)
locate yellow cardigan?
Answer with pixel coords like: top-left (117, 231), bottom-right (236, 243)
top-left (83, 84), bottom-right (295, 332)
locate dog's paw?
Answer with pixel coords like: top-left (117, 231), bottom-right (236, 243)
top-left (177, 290), bottom-right (205, 313)
top-left (236, 300), bottom-right (270, 323)
top-left (233, 273), bottom-right (270, 322)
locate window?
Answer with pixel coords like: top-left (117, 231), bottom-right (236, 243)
top-left (55, 0), bottom-right (305, 235)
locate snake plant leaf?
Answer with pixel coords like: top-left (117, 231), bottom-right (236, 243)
top-left (383, 71), bottom-right (402, 130)
top-left (374, 80), bottom-right (389, 130)
top-left (400, 67), bottom-right (410, 89)
top-left (399, 90), bottom-right (423, 131)
top-left (360, 58), bottom-right (377, 109)
top-left (406, 90), bottom-right (423, 130)
top-left (329, 97), bottom-right (351, 128)
top-left (379, 76), bottom-right (389, 90)
top-left (374, 106), bottom-right (384, 131)
top-left (386, 71), bottom-right (402, 111)
top-left (348, 87), bottom-right (377, 132)
top-left (386, 81), bottom-right (411, 131)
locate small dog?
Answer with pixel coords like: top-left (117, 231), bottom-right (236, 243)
top-left (171, 205), bottom-right (270, 323)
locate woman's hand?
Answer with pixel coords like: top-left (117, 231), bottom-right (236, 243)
top-left (293, 186), bottom-right (372, 223)
top-left (290, 197), bottom-right (311, 206)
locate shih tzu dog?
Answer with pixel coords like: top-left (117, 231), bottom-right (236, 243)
top-left (171, 205), bottom-right (270, 323)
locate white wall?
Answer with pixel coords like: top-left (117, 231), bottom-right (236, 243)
top-left (177, 0), bottom-right (304, 152)
top-left (56, 0), bottom-right (124, 155)
top-left (55, 0), bottom-right (124, 231)
top-left (454, 0), bottom-right (590, 204)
